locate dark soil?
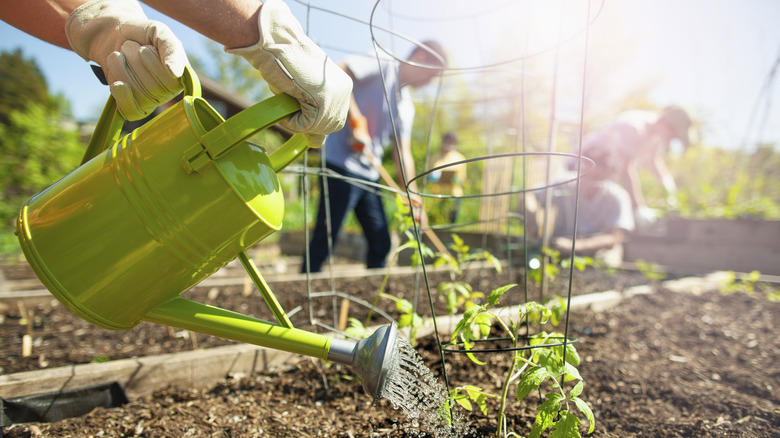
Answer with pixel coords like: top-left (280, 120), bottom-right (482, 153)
top-left (2, 260), bottom-right (779, 437)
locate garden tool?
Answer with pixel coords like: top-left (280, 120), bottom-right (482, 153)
top-left (360, 144), bottom-right (451, 257)
top-left (16, 65), bottom-right (399, 399)
top-left (346, 114), bottom-right (450, 256)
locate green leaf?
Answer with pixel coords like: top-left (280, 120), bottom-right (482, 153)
top-left (446, 291), bottom-right (459, 314)
top-left (451, 386), bottom-right (487, 415)
top-left (525, 302), bottom-right (551, 325)
top-left (452, 233), bottom-right (464, 248)
top-left (451, 391), bottom-right (472, 411)
top-left (529, 394), bottom-right (563, 438)
top-left (344, 318), bottom-right (366, 339)
top-left (474, 313), bottom-right (493, 338)
top-left (484, 251), bottom-right (503, 273)
top-left (549, 411), bottom-right (583, 438)
top-left (464, 386), bottom-right (489, 415)
top-left (452, 305), bottom-right (483, 341)
top-left (398, 313), bottom-right (413, 328)
top-left (410, 313), bottom-right (423, 328)
top-left (549, 296), bottom-right (567, 326)
top-left (454, 282), bottom-right (473, 297)
top-left (565, 342), bottom-right (581, 366)
top-left (432, 255), bottom-right (449, 268)
top-left (517, 366), bottom-right (551, 401)
top-left (573, 396), bottom-right (596, 434)
top-left (396, 298), bottom-right (414, 314)
top-left (462, 336), bottom-right (486, 365)
top-left (570, 381), bottom-right (584, 398)
top-left (487, 284), bottom-right (516, 307)
top-left (563, 362), bottom-right (582, 382)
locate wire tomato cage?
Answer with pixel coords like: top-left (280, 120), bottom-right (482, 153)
top-left (287, 0), bottom-right (602, 416)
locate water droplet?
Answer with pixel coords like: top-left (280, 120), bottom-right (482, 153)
top-left (378, 338), bottom-right (475, 437)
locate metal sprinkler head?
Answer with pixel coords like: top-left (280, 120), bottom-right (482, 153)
top-left (327, 323), bottom-right (398, 399)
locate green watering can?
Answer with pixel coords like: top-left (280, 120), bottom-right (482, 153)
top-left (16, 66), bottom-right (397, 399)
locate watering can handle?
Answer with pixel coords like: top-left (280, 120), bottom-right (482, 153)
top-left (81, 66), bottom-right (202, 164)
top-left (81, 66), bottom-right (308, 170)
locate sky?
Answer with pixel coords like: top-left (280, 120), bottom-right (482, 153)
top-left (1, 0), bottom-right (778, 151)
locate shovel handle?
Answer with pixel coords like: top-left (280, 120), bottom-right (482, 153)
top-left (362, 149), bottom-right (452, 258)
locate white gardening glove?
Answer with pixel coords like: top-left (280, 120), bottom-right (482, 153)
top-left (66, 0), bottom-right (188, 121)
top-left (635, 206), bottom-right (660, 229)
top-left (226, 0), bottom-right (351, 148)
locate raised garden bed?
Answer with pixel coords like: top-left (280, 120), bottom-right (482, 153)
top-left (1, 256), bottom-right (778, 436)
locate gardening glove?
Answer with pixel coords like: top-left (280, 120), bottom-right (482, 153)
top-left (634, 206), bottom-right (659, 229)
top-left (404, 194), bottom-right (428, 227)
top-left (348, 115), bottom-right (371, 152)
top-left (66, 0), bottom-right (188, 121)
top-left (226, 0), bottom-right (351, 148)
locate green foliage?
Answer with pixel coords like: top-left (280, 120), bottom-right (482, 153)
top-left (0, 49), bottom-right (83, 254)
top-left (643, 145), bottom-right (780, 219)
top-left (0, 49), bottom-right (50, 125)
top-left (448, 285), bottom-right (594, 437)
top-left (635, 259), bottom-right (667, 283)
top-left (0, 101), bottom-right (84, 253)
top-left (91, 355), bottom-right (110, 364)
top-left (433, 233), bottom-right (502, 315)
top-left (528, 247), bottom-right (593, 286)
top-left (719, 270), bottom-right (779, 302)
top-left (359, 195), bottom-right (432, 344)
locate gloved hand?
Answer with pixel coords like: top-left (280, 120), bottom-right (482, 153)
top-left (404, 194), bottom-right (428, 227)
top-left (66, 0), bottom-right (188, 121)
top-left (226, 0), bottom-right (351, 148)
top-left (348, 115), bottom-right (371, 152)
top-left (635, 206), bottom-right (660, 228)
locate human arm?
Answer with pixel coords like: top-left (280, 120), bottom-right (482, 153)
top-left (1, 0), bottom-right (187, 121)
top-left (146, 0), bottom-right (353, 144)
top-left (647, 150), bottom-right (678, 207)
top-left (2, 0), bottom-right (350, 141)
top-left (141, 0), bottom-right (262, 49)
top-left (0, 0), bottom-right (80, 50)
top-left (551, 229), bottom-right (624, 257)
top-left (622, 159), bottom-right (646, 210)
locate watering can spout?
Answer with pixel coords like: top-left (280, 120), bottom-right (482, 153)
top-left (327, 324), bottom-right (398, 399)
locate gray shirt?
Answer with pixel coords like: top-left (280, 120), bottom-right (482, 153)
top-left (546, 176), bottom-right (635, 238)
top-left (322, 54), bottom-right (415, 180)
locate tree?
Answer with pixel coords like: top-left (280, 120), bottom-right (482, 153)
top-left (0, 49), bottom-right (50, 126)
top-left (0, 49), bottom-right (84, 253)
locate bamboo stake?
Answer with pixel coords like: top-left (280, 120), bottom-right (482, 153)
top-left (338, 298), bottom-right (350, 332)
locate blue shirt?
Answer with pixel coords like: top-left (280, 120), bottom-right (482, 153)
top-left (322, 54), bottom-right (415, 181)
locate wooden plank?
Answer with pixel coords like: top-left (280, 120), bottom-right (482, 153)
top-left (624, 241), bottom-right (780, 275)
top-left (0, 343), bottom-right (296, 400)
top-left (0, 272), bottom-right (738, 404)
top-left (631, 219), bottom-right (780, 247)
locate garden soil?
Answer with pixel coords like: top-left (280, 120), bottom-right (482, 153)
top-left (1, 259), bottom-right (778, 437)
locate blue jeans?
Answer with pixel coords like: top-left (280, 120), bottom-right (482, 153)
top-left (303, 163), bottom-right (391, 272)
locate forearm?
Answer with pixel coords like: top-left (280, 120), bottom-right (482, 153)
top-left (142, 0), bottom-right (262, 48)
top-left (553, 231), bottom-right (621, 256)
top-left (0, 0), bottom-right (85, 49)
top-left (625, 164), bottom-right (646, 209)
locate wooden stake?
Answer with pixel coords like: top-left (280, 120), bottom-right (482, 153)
top-left (19, 302), bottom-right (32, 357)
top-left (338, 298), bottom-right (350, 332)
